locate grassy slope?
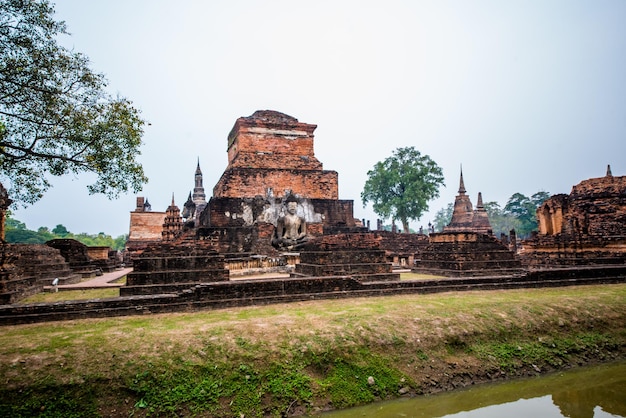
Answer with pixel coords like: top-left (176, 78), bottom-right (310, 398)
top-left (1, 283), bottom-right (625, 417)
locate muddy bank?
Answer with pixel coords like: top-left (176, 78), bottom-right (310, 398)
top-left (0, 284), bottom-right (624, 417)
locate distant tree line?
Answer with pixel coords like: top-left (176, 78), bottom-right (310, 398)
top-left (432, 191), bottom-right (550, 238)
top-left (5, 214), bottom-right (127, 251)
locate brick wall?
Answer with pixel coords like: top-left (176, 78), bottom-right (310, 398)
top-left (213, 168), bottom-right (338, 199)
top-left (226, 110), bottom-right (318, 170)
top-left (127, 211), bottom-right (166, 257)
top-left (128, 211), bottom-right (166, 241)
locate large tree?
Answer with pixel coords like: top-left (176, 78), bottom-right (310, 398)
top-left (361, 146), bottom-right (444, 233)
top-left (503, 191), bottom-right (550, 238)
top-left (0, 0), bottom-right (147, 206)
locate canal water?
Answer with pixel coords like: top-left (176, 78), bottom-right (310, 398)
top-left (320, 361), bottom-right (626, 418)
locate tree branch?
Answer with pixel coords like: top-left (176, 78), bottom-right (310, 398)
top-left (0, 141), bottom-right (90, 167)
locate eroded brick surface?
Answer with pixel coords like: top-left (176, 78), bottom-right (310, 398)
top-left (213, 111), bottom-right (338, 200)
top-left (414, 232), bottom-right (524, 277)
top-left (522, 170), bottom-right (626, 266)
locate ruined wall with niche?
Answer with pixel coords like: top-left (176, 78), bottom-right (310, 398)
top-left (522, 169), bottom-right (626, 267)
top-left (536, 173), bottom-right (626, 238)
top-left (537, 194), bottom-right (568, 235)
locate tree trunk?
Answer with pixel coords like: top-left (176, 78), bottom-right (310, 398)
top-left (401, 219), bottom-right (410, 234)
top-left (0, 182), bottom-right (12, 241)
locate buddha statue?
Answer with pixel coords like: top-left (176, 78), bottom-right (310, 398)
top-left (272, 196), bottom-right (309, 250)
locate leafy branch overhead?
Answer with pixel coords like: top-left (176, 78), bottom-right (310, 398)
top-left (0, 0), bottom-right (147, 206)
top-left (361, 146), bottom-right (445, 233)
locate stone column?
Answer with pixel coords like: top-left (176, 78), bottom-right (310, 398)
top-left (509, 229), bottom-right (517, 253)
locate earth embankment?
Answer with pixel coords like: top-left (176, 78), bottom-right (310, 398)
top-left (0, 283), bottom-right (624, 417)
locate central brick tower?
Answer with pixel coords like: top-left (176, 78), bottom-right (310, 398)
top-left (213, 110), bottom-right (338, 199)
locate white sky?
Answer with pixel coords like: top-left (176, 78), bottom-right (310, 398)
top-left (14, 0), bottom-right (626, 237)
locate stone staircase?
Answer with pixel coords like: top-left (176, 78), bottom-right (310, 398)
top-left (123, 242), bottom-right (229, 296)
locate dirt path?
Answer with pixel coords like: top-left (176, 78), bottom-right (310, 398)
top-left (44, 267), bottom-right (133, 291)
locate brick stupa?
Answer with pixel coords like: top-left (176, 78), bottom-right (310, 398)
top-left (415, 169), bottom-right (523, 277)
top-left (444, 169), bottom-right (493, 235)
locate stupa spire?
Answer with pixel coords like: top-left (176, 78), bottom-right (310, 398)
top-left (458, 166), bottom-right (466, 195)
top-left (193, 158), bottom-right (207, 206)
top-left (476, 192), bottom-right (484, 208)
top-left (607, 164), bottom-right (613, 177)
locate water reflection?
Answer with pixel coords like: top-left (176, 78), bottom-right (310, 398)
top-left (320, 361), bottom-right (626, 418)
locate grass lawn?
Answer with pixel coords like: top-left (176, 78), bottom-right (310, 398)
top-left (18, 288), bottom-right (120, 304)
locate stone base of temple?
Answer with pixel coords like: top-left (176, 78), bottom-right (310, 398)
top-left (5, 265), bottom-right (626, 325)
top-left (0, 244), bottom-right (80, 304)
top-left (413, 232), bottom-right (525, 277)
top-left (195, 225), bottom-right (278, 255)
top-left (520, 235), bottom-right (626, 267)
top-left (123, 243), bottom-right (229, 295)
top-left (370, 231), bottom-right (429, 268)
top-left (293, 233), bottom-right (400, 282)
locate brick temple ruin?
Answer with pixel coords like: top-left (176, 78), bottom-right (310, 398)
top-left (198, 110), bottom-right (358, 246)
top-left (123, 110), bottom-right (386, 295)
top-left (1, 110), bottom-right (625, 320)
top-left (0, 238), bottom-right (122, 304)
top-left (123, 110), bottom-right (624, 298)
top-left (520, 165), bottom-right (626, 267)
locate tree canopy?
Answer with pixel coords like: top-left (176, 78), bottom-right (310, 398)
top-left (503, 191), bottom-right (550, 237)
top-left (0, 0), bottom-right (147, 206)
top-left (361, 146), bottom-right (445, 233)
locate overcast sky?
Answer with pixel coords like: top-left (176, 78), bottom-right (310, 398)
top-left (14, 0), bottom-right (626, 237)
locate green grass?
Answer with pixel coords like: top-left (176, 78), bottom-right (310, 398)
top-left (19, 288), bottom-right (120, 304)
top-left (470, 332), bottom-right (619, 370)
top-left (399, 272), bottom-right (445, 280)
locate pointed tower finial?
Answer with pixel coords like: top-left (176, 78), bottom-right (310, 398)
top-left (476, 192), bottom-right (484, 208)
top-left (171, 192), bottom-right (175, 206)
top-left (458, 165), bottom-right (466, 195)
top-left (607, 164), bottom-right (613, 177)
top-left (192, 158), bottom-right (207, 208)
